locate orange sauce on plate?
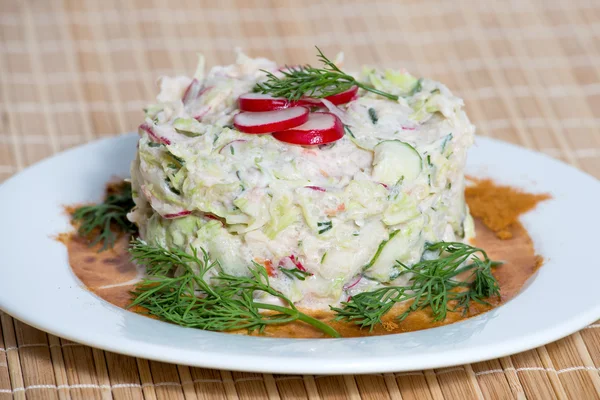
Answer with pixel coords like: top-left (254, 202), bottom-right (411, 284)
top-left (61, 219), bottom-right (540, 338)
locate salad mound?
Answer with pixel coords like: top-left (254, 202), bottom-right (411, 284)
top-left (128, 50), bottom-right (475, 309)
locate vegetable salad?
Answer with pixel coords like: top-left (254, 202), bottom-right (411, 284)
top-left (128, 50), bottom-right (475, 309)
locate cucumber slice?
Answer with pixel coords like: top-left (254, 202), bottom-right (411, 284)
top-left (372, 140), bottom-right (422, 185)
top-left (362, 230), bottom-right (409, 282)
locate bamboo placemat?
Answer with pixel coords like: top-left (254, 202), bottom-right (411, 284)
top-left (1, 0), bottom-right (600, 398)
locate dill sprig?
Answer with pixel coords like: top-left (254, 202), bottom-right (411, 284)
top-left (72, 182), bottom-right (136, 251)
top-left (331, 242), bottom-right (502, 331)
top-left (254, 47), bottom-right (399, 101)
top-left (128, 239), bottom-right (340, 337)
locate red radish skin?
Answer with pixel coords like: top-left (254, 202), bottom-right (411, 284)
top-left (238, 93), bottom-right (298, 112)
top-left (204, 213), bottom-right (222, 222)
top-left (344, 275), bottom-right (362, 290)
top-left (182, 79), bottom-right (201, 105)
top-left (194, 106), bottom-right (211, 121)
top-left (182, 79), bottom-right (200, 104)
top-left (321, 86), bottom-right (358, 105)
top-left (305, 185), bottom-right (327, 192)
top-left (164, 210), bottom-right (192, 219)
top-left (272, 112), bottom-right (344, 146)
top-left (289, 255), bottom-right (308, 272)
top-left (297, 86), bottom-right (358, 107)
top-left (139, 123), bottom-right (171, 145)
top-left (234, 107), bottom-right (309, 134)
top-left (237, 85), bottom-right (356, 113)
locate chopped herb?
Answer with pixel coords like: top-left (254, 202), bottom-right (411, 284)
top-left (427, 155), bottom-right (432, 167)
top-left (148, 142), bottom-right (162, 148)
top-left (279, 266), bottom-right (313, 281)
top-left (165, 179), bottom-right (181, 195)
top-left (446, 182), bottom-right (452, 189)
top-left (223, 124), bottom-right (235, 129)
top-left (317, 221), bottom-right (333, 234)
top-left (344, 125), bottom-right (356, 138)
top-left (408, 78), bottom-right (423, 96)
top-left (352, 232), bottom-right (360, 237)
top-left (441, 133), bottom-right (453, 152)
top-left (431, 206), bottom-right (437, 211)
top-left (230, 146), bottom-right (235, 155)
top-left (166, 151), bottom-right (185, 169)
top-left (320, 252), bottom-right (328, 264)
top-left (72, 182), bottom-right (136, 251)
top-left (428, 174), bottom-right (431, 186)
top-left (368, 108), bottom-right (378, 124)
top-left (236, 170), bottom-right (242, 181)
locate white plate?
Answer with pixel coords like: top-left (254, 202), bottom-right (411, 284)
top-left (0, 134), bottom-right (598, 374)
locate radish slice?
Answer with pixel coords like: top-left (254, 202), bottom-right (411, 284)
top-left (321, 86), bottom-right (358, 105)
top-left (272, 112), bottom-right (344, 146)
top-left (289, 255), bottom-right (308, 272)
top-left (182, 80), bottom-right (212, 106)
top-left (139, 123), bottom-right (171, 145)
top-left (233, 107), bottom-right (309, 134)
top-left (305, 185), bottom-right (326, 192)
top-left (164, 210), bottom-right (192, 219)
top-left (238, 93), bottom-right (298, 112)
top-left (344, 275), bottom-right (362, 290)
top-left (182, 79), bottom-right (201, 105)
top-left (296, 86), bottom-right (358, 107)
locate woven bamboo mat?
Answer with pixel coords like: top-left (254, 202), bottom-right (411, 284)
top-left (1, 0), bottom-right (600, 398)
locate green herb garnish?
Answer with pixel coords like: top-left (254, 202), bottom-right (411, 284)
top-left (129, 239), bottom-right (340, 337)
top-left (320, 251), bottom-right (328, 264)
top-left (165, 178), bottom-right (181, 195)
top-left (279, 266), bottom-right (313, 281)
top-left (344, 125), bottom-right (356, 138)
top-left (254, 47), bottom-right (399, 101)
top-left (409, 78), bottom-right (423, 96)
top-left (368, 108), bottom-right (378, 124)
top-left (72, 182), bottom-right (136, 251)
top-left (317, 221), bottom-right (333, 234)
top-left (331, 242), bottom-right (502, 331)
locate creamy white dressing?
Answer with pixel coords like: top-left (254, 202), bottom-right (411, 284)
top-left (128, 53), bottom-right (475, 309)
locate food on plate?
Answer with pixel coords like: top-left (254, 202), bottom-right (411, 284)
top-left (68, 49), bottom-right (548, 338)
top-left (129, 48), bottom-right (476, 306)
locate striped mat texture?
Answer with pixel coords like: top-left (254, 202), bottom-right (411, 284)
top-left (0, 0), bottom-right (599, 399)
